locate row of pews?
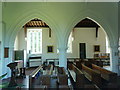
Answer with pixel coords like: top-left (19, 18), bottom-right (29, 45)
top-left (68, 60), bottom-right (119, 89)
top-left (29, 64), bottom-right (71, 89)
top-left (29, 58), bottom-right (119, 89)
top-left (68, 63), bottom-right (97, 89)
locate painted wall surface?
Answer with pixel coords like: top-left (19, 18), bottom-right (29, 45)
top-left (67, 28), bottom-right (106, 58)
top-left (2, 2), bottom-right (118, 47)
top-left (1, 2), bottom-right (119, 75)
top-left (14, 28), bottom-right (58, 63)
top-left (41, 28), bottom-right (58, 61)
top-left (17, 28), bottom-right (27, 50)
top-left (14, 27), bottom-right (106, 61)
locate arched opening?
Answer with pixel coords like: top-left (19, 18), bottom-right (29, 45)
top-left (14, 18), bottom-right (58, 69)
top-left (67, 18), bottom-right (111, 70)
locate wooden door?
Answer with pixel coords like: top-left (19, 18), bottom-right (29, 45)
top-left (79, 43), bottom-right (86, 59)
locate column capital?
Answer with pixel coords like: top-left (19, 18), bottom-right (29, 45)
top-left (58, 47), bottom-right (68, 51)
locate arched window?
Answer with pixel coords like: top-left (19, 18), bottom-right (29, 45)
top-left (106, 36), bottom-right (110, 53)
top-left (27, 28), bottom-right (42, 54)
top-left (67, 32), bottom-right (73, 53)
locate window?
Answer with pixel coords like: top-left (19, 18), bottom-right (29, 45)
top-left (106, 36), bottom-right (110, 53)
top-left (27, 28), bottom-right (42, 54)
top-left (67, 32), bottom-right (73, 53)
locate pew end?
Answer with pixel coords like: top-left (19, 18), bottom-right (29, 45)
top-left (57, 67), bottom-right (68, 85)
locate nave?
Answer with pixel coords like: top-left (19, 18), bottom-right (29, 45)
top-left (2, 58), bottom-right (120, 90)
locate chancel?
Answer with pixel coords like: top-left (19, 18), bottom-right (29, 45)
top-left (0, 1), bottom-right (120, 89)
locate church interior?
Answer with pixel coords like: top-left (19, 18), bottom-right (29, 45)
top-left (0, 1), bottom-right (120, 89)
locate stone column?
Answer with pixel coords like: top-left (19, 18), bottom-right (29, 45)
top-left (58, 47), bottom-right (67, 69)
top-left (110, 45), bottom-right (120, 75)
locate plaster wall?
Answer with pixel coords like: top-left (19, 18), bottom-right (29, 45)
top-left (67, 28), bottom-right (106, 58)
top-left (1, 2), bottom-right (119, 75)
top-left (14, 28), bottom-right (58, 62)
top-left (2, 2), bottom-right (118, 47)
top-left (14, 27), bottom-right (106, 60)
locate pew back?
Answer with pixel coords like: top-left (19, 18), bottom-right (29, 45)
top-left (72, 64), bottom-right (86, 88)
top-left (29, 65), bottom-right (43, 88)
top-left (46, 64), bottom-right (54, 75)
top-left (68, 64), bottom-right (96, 88)
top-left (92, 64), bottom-right (117, 82)
top-left (81, 64), bottom-right (101, 88)
top-left (57, 67), bottom-right (68, 85)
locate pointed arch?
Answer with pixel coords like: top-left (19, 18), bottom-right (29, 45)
top-left (64, 10), bottom-right (115, 48)
top-left (6, 9), bottom-right (60, 48)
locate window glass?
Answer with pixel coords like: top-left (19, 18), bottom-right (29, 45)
top-left (27, 28), bottom-right (42, 54)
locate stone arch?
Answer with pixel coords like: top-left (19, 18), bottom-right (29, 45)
top-left (62, 10), bottom-right (119, 72)
top-left (8, 10), bottom-right (59, 47)
top-left (6, 9), bottom-right (60, 63)
top-left (64, 10), bottom-right (115, 49)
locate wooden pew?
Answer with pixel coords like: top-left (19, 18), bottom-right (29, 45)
top-left (46, 64), bottom-right (54, 75)
top-left (29, 65), bottom-right (43, 89)
top-left (56, 66), bottom-right (72, 90)
top-left (40, 65), bottom-right (54, 87)
top-left (81, 64), bottom-right (102, 88)
top-left (68, 63), bottom-right (96, 89)
top-left (84, 60), bottom-right (103, 68)
top-left (92, 64), bottom-right (117, 83)
top-left (29, 65), bottom-right (54, 89)
top-left (75, 60), bottom-right (83, 70)
top-left (57, 67), bottom-right (68, 85)
top-left (68, 64), bottom-right (86, 88)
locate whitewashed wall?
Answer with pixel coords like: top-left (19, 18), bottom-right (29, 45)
top-left (14, 28), bottom-right (59, 63)
top-left (67, 27), bottom-right (106, 58)
top-left (14, 27), bottom-right (106, 61)
top-left (2, 2), bottom-right (119, 75)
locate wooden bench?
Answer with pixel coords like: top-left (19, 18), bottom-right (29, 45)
top-left (68, 64), bottom-right (85, 88)
top-left (46, 64), bottom-right (54, 75)
top-left (68, 64), bottom-right (96, 88)
top-left (57, 67), bottom-right (68, 85)
top-left (75, 61), bottom-right (83, 70)
top-left (81, 64), bottom-right (102, 88)
top-left (92, 64), bottom-right (117, 83)
top-left (29, 65), bottom-right (43, 88)
top-left (29, 65), bottom-right (54, 89)
top-left (40, 65), bottom-right (54, 87)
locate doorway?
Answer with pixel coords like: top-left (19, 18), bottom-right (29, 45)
top-left (79, 43), bottom-right (86, 59)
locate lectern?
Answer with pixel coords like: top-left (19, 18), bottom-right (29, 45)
top-left (7, 62), bottom-right (18, 87)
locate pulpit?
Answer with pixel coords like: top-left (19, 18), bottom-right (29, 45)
top-left (7, 62), bottom-right (18, 87)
